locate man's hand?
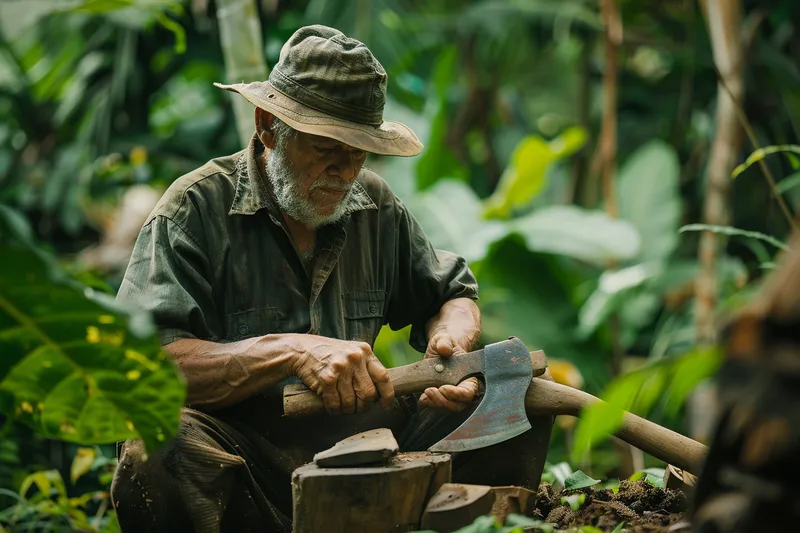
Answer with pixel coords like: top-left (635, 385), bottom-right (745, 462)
top-left (419, 298), bottom-right (482, 412)
top-left (291, 335), bottom-right (395, 415)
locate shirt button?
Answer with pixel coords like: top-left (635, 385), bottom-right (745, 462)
top-left (238, 324), bottom-right (249, 335)
top-left (369, 304), bottom-right (378, 314)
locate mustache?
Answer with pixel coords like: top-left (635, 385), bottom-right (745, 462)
top-left (311, 179), bottom-right (352, 193)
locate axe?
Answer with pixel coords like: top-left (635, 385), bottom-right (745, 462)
top-left (283, 337), bottom-right (708, 475)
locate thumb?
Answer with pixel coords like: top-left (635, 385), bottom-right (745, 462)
top-left (426, 334), bottom-right (456, 358)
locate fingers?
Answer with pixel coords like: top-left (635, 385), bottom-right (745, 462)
top-left (366, 355), bottom-right (395, 410)
top-left (426, 333), bottom-right (470, 358)
top-left (419, 377), bottom-right (480, 412)
top-left (337, 371), bottom-right (356, 415)
top-left (352, 359), bottom-right (378, 414)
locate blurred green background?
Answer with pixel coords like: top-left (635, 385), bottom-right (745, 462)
top-left (2, 0), bottom-right (800, 530)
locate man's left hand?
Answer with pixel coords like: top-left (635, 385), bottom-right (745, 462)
top-left (419, 299), bottom-right (482, 412)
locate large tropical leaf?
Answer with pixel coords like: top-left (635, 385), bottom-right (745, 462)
top-left (483, 127), bottom-right (587, 219)
top-left (616, 140), bottom-right (681, 262)
top-left (511, 205), bottom-right (641, 266)
top-left (409, 179), bottom-right (507, 263)
top-left (0, 246), bottom-right (185, 451)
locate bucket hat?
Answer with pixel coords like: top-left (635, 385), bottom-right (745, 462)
top-left (214, 25), bottom-right (423, 157)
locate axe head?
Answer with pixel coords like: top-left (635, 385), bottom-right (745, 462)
top-left (429, 337), bottom-right (545, 453)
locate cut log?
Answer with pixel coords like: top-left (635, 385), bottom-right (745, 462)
top-left (313, 428), bottom-right (399, 467)
top-left (292, 451), bottom-right (451, 533)
top-left (420, 483), bottom-right (496, 532)
top-left (490, 486), bottom-right (537, 524)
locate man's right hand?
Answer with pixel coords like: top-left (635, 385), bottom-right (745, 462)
top-left (290, 335), bottom-right (395, 415)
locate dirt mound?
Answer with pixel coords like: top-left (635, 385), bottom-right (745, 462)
top-left (530, 480), bottom-right (689, 532)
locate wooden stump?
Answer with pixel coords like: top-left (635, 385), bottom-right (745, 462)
top-left (420, 483), bottom-right (495, 532)
top-left (292, 451), bottom-right (451, 533)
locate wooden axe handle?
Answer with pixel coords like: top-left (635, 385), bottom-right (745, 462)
top-left (526, 378), bottom-right (708, 475)
top-left (283, 350), bottom-right (547, 417)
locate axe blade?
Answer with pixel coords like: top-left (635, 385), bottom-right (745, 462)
top-left (428, 337), bottom-right (533, 452)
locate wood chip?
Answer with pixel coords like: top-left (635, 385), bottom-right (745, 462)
top-left (313, 428), bottom-right (399, 467)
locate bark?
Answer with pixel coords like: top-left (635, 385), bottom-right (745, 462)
top-left (695, 0), bottom-right (744, 345)
top-left (216, 0), bottom-right (270, 148)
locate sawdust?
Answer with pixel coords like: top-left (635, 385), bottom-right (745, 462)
top-left (529, 479), bottom-right (689, 532)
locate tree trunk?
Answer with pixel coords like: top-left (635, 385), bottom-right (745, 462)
top-left (216, 0), bottom-right (269, 148)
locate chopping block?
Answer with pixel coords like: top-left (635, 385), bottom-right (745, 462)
top-left (291, 430), bottom-right (451, 533)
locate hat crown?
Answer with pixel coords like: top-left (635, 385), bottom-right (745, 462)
top-left (268, 25), bottom-right (386, 126)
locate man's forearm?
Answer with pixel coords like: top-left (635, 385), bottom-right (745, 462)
top-left (426, 297), bottom-right (481, 351)
top-left (165, 334), bottom-right (301, 410)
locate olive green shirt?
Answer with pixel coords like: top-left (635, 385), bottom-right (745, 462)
top-left (118, 135), bottom-right (478, 353)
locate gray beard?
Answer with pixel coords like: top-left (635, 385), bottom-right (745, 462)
top-left (265, 144), bottom-right (354, 230)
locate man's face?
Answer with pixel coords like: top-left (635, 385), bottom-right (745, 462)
top-left (266, 127), bottom-right (367, 229)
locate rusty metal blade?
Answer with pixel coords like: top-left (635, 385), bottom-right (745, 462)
top-left (428, 337), bottom-right (533, 452)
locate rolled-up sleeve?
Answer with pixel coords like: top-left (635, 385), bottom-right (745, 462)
top-left (117, 215), bottom-right (221, 345)
top-left (386, 199), bottom-right (479, 352)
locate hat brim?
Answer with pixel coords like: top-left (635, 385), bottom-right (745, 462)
top-left (214, 81), bottom-right (423, 157)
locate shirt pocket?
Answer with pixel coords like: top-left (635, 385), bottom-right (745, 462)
top-left (226, 307), bottom-right (285, 341)
top-left (342, 290), bottom-right (386, 344)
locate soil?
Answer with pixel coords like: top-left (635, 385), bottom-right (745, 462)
top-left (528, 480), bottom-right (690, 532)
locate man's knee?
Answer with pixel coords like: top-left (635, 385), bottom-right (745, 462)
top-left (111, 410), bottom-right (209, 532)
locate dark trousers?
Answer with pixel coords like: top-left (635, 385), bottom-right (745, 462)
top-left (110, 396), bottom-right (552, 533)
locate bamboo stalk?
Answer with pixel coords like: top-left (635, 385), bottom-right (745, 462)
top-left (216, 0), bottom-right (269, 148)
top-left (695, 0), bottom-right (744, 345)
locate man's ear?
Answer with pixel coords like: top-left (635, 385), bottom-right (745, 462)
top-left (255, 107), bottom-right (277, 149)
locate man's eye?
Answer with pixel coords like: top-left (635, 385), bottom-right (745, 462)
top-left (315, 146), bottom-right (333, 154)
top-left (352, 150), bottom-right (366, 158)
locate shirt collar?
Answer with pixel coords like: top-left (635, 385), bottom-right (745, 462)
top-left (228, 134), bottom-right (377, 217)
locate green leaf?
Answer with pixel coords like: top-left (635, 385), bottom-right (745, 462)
top-left (775, 171), bottom-right (800, 194)
top-left (630, 468), bottom-right (666, 488)
top-left (563, 470), bottom-right (601, 490)
top-left (65, 0), bottom-right (134, 14)
top-left (610, 523), bottom-right (626, 533)
top-left (0, 246), bottom-right (185, 452)
top-left (70, 447), bottom-right (97, 484)
top-left (483, 127), bottom-right (587, 219)
top-left (601, 478), bottom-right (620, 494)
top-left (617, 140), bottom-right (681, 261)
top-left (101, 513), bottom-right (122, 533)
top-left (663, 347), bottom-right (723, 416)
top-left (577, 262), bottom-right (662, 339)
top-left (504, 514), bottom-right (554, 532)
top-left (679, 224), bottom-right (789, 252)
top-left (561, 493), bottom-right (586, 511)
top-left (732, 145), bottom-right (800, 178)
top-left (579, 527), bottom-right (604, 533)
top-left (545, 461), bottom-right (574, 487)
top-left (408, 180), bottom-right (507, 263)
top-left (157, 8), bottom-right (187, 54)
top-left (19, 470), bottom-right (66, 500)
top-left (511, 206), bottom-right (641, 266)
top-left (453, 515), bottom-right (500, 532)
top-left (0, 205), bottom-right (35, 247)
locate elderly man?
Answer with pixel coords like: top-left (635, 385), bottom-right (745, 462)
top-left (111, 25), bottom-right (550, 533)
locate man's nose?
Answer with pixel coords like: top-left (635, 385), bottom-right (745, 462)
top-left (329, 150), bottom-right (359, 182)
